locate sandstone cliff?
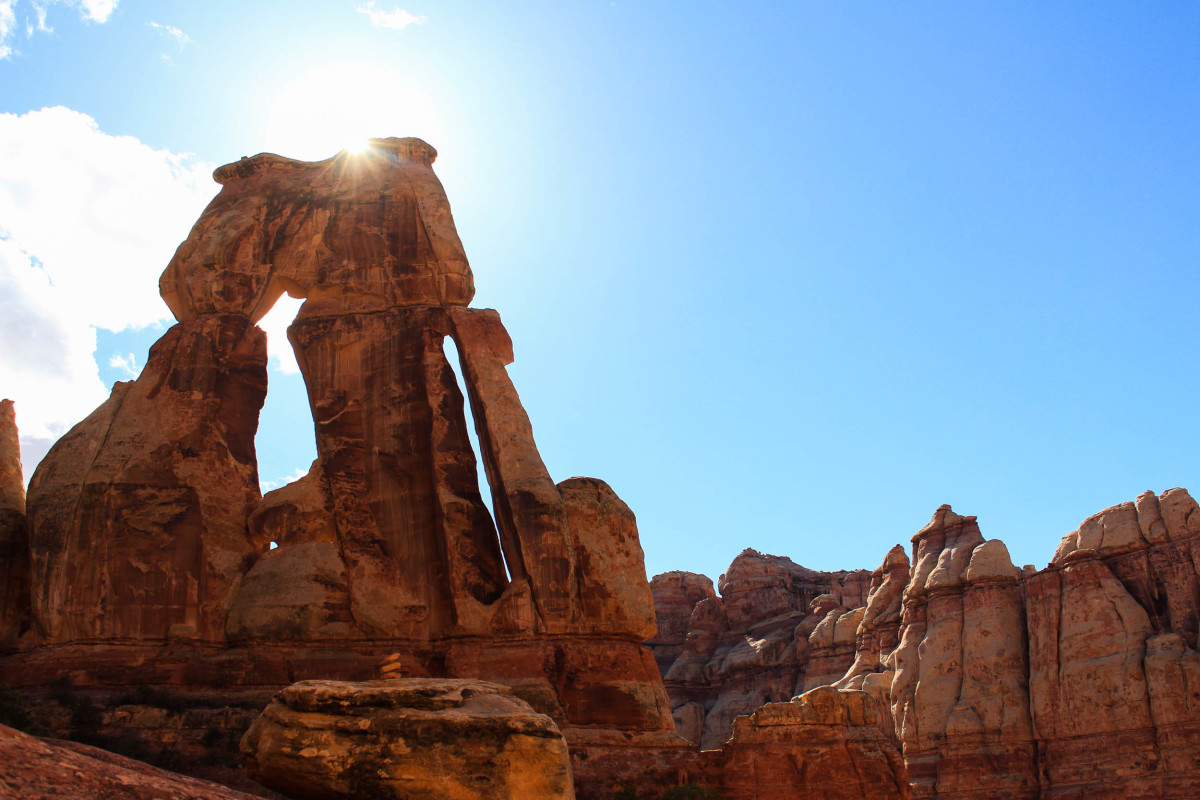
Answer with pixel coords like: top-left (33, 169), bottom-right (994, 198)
top-left (647, 548), bottom-right (868, 749)
top-left (649, 490), bottom-right (1200, 799)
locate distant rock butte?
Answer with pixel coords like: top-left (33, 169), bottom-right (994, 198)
top-left (647, 488), bottom-right (1200, 799)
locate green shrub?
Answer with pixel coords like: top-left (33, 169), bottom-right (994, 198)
top-left (614, 787), bottom-right (638, 800)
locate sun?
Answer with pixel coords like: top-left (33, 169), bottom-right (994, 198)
top-left (263, 62), bottom-right (441, 161)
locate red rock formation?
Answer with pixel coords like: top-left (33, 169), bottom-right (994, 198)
top-left (0, 400), bottom-right (30, 649)
top-left (708, 686), bottom-right (910, 800)
top-left (833, 544), bottom-right (909, 695)
top-left (646, 571), bottom-right (717, 672)
top-left (4, 139), bottom-right (678, 789)
top-left (26, 315), bottom-right (266, 643)
top-left (888, 508), bottom-right (1037, 799)
top-left (648, 549), bottom-right (868, 749)
top-left (242, 678), bottom-right (577, 800)
top-left (0, 723), bottom-right (261, 800)
top-left (1027, 489), bottom-right (1200, 799)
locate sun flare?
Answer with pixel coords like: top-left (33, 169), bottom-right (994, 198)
top-left (263, 62), bottom-right (441, 161)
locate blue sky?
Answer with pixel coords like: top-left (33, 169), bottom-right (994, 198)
top-left (0, 1), bottom-right (1197, 584)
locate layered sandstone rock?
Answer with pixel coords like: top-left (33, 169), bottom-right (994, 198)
top-left (6, 139), bottom-right (676, 786)
top-left (242, 678), bottom-right (576, 800)
top-left (1027, 489), bottom-right (1200, 798)
top-left (26, 316), bottom-right (266, 644)
top-left (0, 400), bottom-right (30, 649)
top-left (648, 549), bottom-right (868, 749)
top-left (833, 544), bottom-right (909, 696)
top-left (646, 571), bottom-right (717, 672)
top-left (159, 138), bottom-right (473, 321)
top-left (0, 723), bottom-right (260, 800)
top-left (710, 685), bottom-right (910, 800)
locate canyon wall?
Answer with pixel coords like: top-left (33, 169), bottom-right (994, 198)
top-left (648, 489), bottom-right (1200, 799)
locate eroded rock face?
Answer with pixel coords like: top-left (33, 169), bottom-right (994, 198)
top-left (26, 315), bottom-right (266, 643)
top-left (1027, 489), bottom-right (1200, 798)
top-left (0, 400), bottom-right (30, 648)
top-left (709, 686), bottom-right (910, 800)
top-left (646, 571), bottom-right (717, 672)
top-left (889, 507), bottom-right (1036, 799)
top-left (647, 549), bottom-right (869, 749)
top-left (160, 139), bottom-right (473, 320)
top-left (241, 678), bottom-right (576, 800)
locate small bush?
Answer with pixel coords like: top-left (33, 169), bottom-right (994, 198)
top-left (661, 784), bottom-right (720, 800)
top-left (614, 787), bottom-right (638, 800)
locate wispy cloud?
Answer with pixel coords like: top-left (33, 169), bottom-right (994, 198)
top-left (148, 20), bottom-right (189, 48)
top-left (356, 2), bottom-right (425, 32)
top-left (148, 20), bottom-right (190, 63)
top-left (108, 351), bottom-right (139, 378)
top-left (260, 466), bottom-right (310, 494)
top-left (2, 0), bottom-right (118, 59)
top-left (0, 1), bottom-right (16, 58)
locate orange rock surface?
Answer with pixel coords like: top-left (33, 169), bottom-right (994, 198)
top-left (242, 678), bottom-right (576, 800)
top-left (647, 549), bottom-right (870, 749)
top-left (709, 686), bottom-right (910, 800)
top-left (0, 723), bottom-right (261, 800)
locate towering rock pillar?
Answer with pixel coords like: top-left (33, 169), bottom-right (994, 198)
top-left (0, 400), bottom-right (30, 648)
top-left (889, 506), bottom-right (1037, 799)
top-left (26, 316), bottom-right (267, 643)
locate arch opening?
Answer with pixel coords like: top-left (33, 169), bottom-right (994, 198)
top-left (442, 335), bottom-right (512, 583)
top-left (255, 291), bottom-right (317, 495)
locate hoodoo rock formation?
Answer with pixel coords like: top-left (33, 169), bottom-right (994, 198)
top-left (647, 549), bottom-right (870, 750)
top-left (647, 490), bottom-right (1200, 799)
top-left (0, 139), bottom-right (681, 797)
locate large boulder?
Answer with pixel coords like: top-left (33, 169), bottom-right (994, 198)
top-left (241, 678), bottom-right (576, 800)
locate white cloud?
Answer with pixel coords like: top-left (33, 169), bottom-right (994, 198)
top-left (1, 0), bottom-right (117, 57)
top-left (0, 106), bottom-right (216, 481)
top-left (356, 1), bottom-right (425, 32)
top-left (0, 1), bottom-right (15, 58)
top-left (76, 0), bottom-right (113, 22)
top-left (148, 20), bottom-right (189, 49)
top-left (260, 466), bottom-right (309, 494)
top-left (107, 351), bottom-right (139, 377)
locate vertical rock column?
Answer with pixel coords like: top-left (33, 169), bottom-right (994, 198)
top-left (1028, 489), bottom-right (1200, 798)
top-left (890, 506), bottom-right (1037, 800)
top-left (0, 400), bottom-right (30, 648)
top-left (288, 306), bottom-right (509, 639)
top-left (26, 315), bottom-right (267, 644)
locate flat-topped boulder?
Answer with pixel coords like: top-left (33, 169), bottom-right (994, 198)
top-left (241, 678), bottom-right (576, 800)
